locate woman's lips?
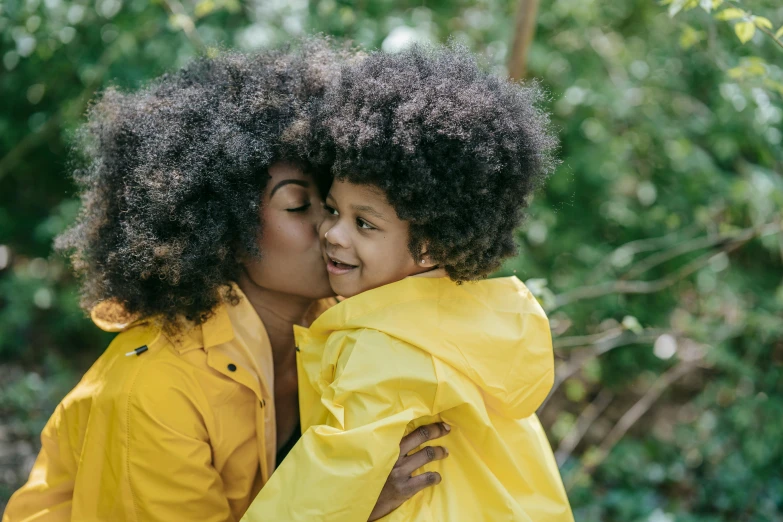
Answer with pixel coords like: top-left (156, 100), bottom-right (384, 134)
top-left (326, 258), bottom-right (357, 275)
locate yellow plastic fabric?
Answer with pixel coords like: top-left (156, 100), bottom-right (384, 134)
top-left (243, 276), bottom-right (573, 521)
top-left (3, 287), bottom-right (334, 522)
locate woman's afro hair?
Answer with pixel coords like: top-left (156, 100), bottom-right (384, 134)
top-left (57, 37), bottom-right (356, 326)
top-left (302, 43), bottom-right (558, 281)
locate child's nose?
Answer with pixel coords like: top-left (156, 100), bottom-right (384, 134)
top-left (323, 221), bottom-right (349, 248)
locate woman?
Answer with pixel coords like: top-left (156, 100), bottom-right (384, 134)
top-left (3, 39), bottom-right (448, 522)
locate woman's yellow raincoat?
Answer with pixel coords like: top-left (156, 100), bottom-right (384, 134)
top-left (4, 287), bottom-right (330, 522)
top-left (244, 276), bottom-right (573, 521)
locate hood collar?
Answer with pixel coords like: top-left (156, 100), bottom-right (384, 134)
top-left (90, 290), bottom-right (237, 354)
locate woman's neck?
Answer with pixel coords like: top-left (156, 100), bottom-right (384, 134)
top-left (237, 272), bottom-right (314, 371)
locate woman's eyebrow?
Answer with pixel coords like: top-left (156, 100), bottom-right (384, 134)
top-left (270, 179), bottom-right (309, 197)
top-left (352, 204), bottom-right (388, 222)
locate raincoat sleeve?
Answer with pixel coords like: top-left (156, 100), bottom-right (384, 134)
top-left (4, 362), bottom-right (236, 522)
top-left (2, 410), bottom-right (74, 522)
top-left (242, 328), bottom-right (439, 522)
top-left (122, 362), bottom-right (236, 522)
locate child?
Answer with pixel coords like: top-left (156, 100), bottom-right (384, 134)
top-left (243, 44), bottom-right (573, 521)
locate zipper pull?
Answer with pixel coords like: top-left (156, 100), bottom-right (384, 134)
top-left (125, 345), bottom-right (149, 357)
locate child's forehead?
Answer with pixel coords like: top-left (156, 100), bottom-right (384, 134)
top-left (330, 179), bottom-right (388, 203)
top-left (329, 179), bottom-right (400, 222)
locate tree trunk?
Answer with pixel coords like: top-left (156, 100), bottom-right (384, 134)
top-left (507, 0), bottom-right (540, 81)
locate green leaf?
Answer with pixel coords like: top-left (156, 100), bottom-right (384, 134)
top-left (667, 0), bottom-right (698, 17)
top-left (735, 21), bottom-right (756, 43)
top-left (775, 26), bottom-right (783, 39)
top-left (727, 66), bottom-right (744, 79)
top-left (753, 17), bottom-right (773, 30)
top-left (728, 59), bottom-right (768, 80)
top-left (565, 380), bottom-right (587, 402)
top-left (194, 0), bottom-right (216, 18)
top-left (622, 315), bottom-right (644, 334)
top-left (715, 7), bottom-right (746, 20)
top-left (744, 58), bottom-right (767, 76)
top-left (763, 78), bottom-right (783, 96)
top-left (680, 25), bottom-right (705, 49)
top-left (168, 13), bottom-right (193, 31)
top-left (668, 0), bottom-right (688, 17)
top-left (699, 0), bottom-right (712, 13)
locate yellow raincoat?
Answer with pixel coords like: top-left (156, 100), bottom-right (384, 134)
top-left (244, 276), bottom-right (573, 521)
top-left (4, 286), bottom-right (330, 522)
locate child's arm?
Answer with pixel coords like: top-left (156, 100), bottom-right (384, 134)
top-left (242, 328), bottom-right (439, 522)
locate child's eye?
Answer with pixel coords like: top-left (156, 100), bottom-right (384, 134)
top-left (287, 202), bottom-right (311, 213)
top-left (357, 218), bottom-right (376, 230)
top-left (324, 204), bottom-right (339, 216)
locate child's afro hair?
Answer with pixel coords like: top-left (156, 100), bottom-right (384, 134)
top-left (302, 43), bottom-right (558, 281)
top-left (57, 37), bottom-right (355, 326)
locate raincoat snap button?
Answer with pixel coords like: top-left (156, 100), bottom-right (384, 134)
top-left (260, 399), bottom-right (266, 407)
top-left (227, 363), bottom-right (237, 372)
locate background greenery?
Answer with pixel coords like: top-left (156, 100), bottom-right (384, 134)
top-left (1, 0), bottom-right (781, 519)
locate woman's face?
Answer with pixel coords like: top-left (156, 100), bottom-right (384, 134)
top-left (242, 162), bottom-right (334, 300)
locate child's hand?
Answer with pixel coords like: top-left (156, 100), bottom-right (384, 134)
top-left (368, 422), bottom-right (451, 521)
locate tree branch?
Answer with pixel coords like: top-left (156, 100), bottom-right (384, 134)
top-left (161, 0), bottom-right (207, 54)
top-left (758, 25), bottom-right (783, 50)
top-left (553, 220), bottom-right (781, 309)
top-left (541, 329), bottom-right (666, 410)
top-left (724, 0), bottom-right (783, 51)
top-left (554, 389), bottom-right (614, 467)
top-left (564, 358), bottom-right (702, 491)
top-left (621, 226), bottom-right (746, 280)
top-left (585, 218), bottom-right (707, 284)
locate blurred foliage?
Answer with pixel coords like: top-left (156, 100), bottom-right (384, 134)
top-left (1, 0), bottom-right (782, 519)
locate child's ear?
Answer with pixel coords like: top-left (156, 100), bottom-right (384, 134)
top-left (417, 245), bottom-right (437, 268)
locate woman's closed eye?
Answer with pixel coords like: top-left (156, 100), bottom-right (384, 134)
top-left (286, 202), bottom-right (312, 213)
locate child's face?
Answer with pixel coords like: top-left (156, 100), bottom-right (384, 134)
top-left (320, 180), bottom-right (428, 298)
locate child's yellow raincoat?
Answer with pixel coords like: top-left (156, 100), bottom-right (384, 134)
top-left (244, 276), bottom-right (573, 521)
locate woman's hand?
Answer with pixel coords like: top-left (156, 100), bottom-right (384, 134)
top-left (368, 422), bottom-right (451, 521)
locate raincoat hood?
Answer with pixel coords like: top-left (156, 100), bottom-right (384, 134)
top-left (307, 275), bottom-right (554, 419)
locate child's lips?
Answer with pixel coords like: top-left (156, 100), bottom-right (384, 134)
top-left (326, 256), bottom-right (357, 275)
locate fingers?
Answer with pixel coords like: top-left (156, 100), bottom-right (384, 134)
top-left (398, 445), bottom-right (448, 477)
top-left (405, 471), bottom-right (442, 496)
top-left (399, 422), bottom-right (451, 457)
